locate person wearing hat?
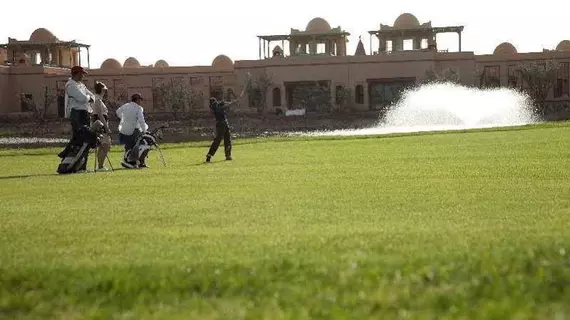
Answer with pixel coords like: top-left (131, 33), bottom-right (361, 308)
top-left (116, 93), bottom-right (149, 168)
top-left (57, 66), bottom-right (95, 171)
top-left (92, 81), bottom-right (112, 171)
top-left (205, 88), bottom-right (245, 163)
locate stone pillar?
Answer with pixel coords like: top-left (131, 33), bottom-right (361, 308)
top-left (413, 37), bottom-right (421, 50)
top-left (281, 84), bottom-right (287, 109)
top-left (309, 38), bottom-right (317, 54)
top-left (428, 34), bottom-right (437, 51)
top-left (363, 83), bottom-right (369, 110)
top-left (379, 37), bottom-right (386, 52)
top-left (338, 37), bottom-right (346, 56)
top-left (394, 37), bottom-right (403, 51)
top-left (458, 32), bottom-right (462, 52)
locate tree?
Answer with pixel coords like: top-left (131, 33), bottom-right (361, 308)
top-left (20, 87), bottom-right (56, 123)
top-left (154, 78), bottom-right (200, 119)
top-left (423, 67), bottom-right (461, 84)
top-left (189, 89), bottom-right (205, 111)
top-left (291, 82), bottom-right (332, 112)
top-left (516, 60), bottom-right (561, 111)
top-left (335, 86), bottom-right (352, 112)
top-left (246, 72), bottom-right (273, 113)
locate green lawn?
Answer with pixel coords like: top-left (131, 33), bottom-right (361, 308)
top-left (1, 123), bottom-right (570, 319)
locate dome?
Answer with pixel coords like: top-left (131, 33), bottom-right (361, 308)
top-left (154, 59), bottom-right (169, 68)
top-left (29, 28), bottom-right (58, 42)
top-left (393, 13), bottom-right (420, 29)
top-left (493, 42), bottom-right (518, 55)
top-left (556, 40), bottom-right (570, 51)
top-left (273, 45), bottom-right (284, 56)
top-left (100, 58), bottom-right (122, 70)
top-left (123, 57), bottom-right (141, 68)
top-left (212, 54), bottom-right (233, 69)
top-left (305, 17), bottom-right (331, 34)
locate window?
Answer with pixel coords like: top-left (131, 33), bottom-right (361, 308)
top-left (354, 85), bottom-right (364, 104)
top-left (554, 62), bottom-right (570, 98)
top-left (368, 79), bottom-right (415, 110)
top-left (482, 66), bottom-right (501, 88)
top-left (508, 65), bottom-right (522, 89)
top-left (209, 76), bottom-right (223, 87)
top-left (272, 87), bottom-right (281, 107)
top-left (189, 77), bottom-right (202, 86)
top-left (403, 39), bottom-right (413, 51)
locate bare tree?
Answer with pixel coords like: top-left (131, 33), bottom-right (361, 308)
top-left (188, 88), bottom-right (205, 111)
top-left (246, 72), bottom-right (274, 113)
top-left (335, 86), bottom-right (353, 112)
top-left (20, 87), bottom-right (56, 123)
top-left (517, 60), bottom-right (561, 111)
top-left (154, 78), bottom-right (196, 119)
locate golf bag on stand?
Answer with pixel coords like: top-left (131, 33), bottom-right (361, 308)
top-left (123, 126), bottom-right (167, 168)
top-left (57, 121), bottom-right (104, 174)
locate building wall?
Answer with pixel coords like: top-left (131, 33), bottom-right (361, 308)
top-left (0, 66), bottom-right (14, 113)
top-left (1, 51), bottom-right (570, 115)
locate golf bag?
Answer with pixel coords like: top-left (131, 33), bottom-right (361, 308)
top-left (57, 125), bottom-right (102, 174)
top-left (123, 126), bottom-right (167, 168)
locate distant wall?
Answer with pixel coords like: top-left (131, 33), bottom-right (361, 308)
top-left (0, 67), bottom-right (16, 113)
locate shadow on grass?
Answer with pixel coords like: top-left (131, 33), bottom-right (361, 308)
top-left (0, 168), bottom-right (132, 180)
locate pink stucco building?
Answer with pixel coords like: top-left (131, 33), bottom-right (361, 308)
top-left (1, 13), bottom-right (569, 117)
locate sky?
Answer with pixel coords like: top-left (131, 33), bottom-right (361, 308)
top-left (1, 0), bottom-right (568, 68)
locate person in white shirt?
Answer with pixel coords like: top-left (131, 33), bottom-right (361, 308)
top-left (91, 81), bottom-right (112, 171)
top-left (116, 93), bottom-right (149, 168)
top-left (58, 66), bottom-right (95, 171)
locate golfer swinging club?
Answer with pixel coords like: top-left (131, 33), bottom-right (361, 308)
top-left (205, 82), bottom-right (246, 163)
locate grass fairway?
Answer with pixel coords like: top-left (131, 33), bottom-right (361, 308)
top-left (1, 123), bottom-right (570, 319)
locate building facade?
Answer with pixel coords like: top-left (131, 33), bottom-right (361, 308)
top-left (1, 13), bottom-right (570, 117)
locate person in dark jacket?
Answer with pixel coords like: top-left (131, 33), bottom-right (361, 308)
top-left (206, 94), bottom-right (242, 163)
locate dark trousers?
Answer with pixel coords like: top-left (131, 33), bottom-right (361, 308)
top-left (59, 109), bottom-right (91, 170)
top-left (119, 129), bottom-right (141, 163)
top-left (207, 122), bottom-right (232, 158)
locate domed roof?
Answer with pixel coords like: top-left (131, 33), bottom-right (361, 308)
top-left (493, 42), bottom-right (517, 55)
top-left (123, 57), bottom-right (141, 68)
top-left (393, 13), bottom-right (420, 29)
top-left (29, 28), bottom-right (58, 42)
top-left (154, 59), bottom-right (169, 68)
top-left (100, 58), bottom-right (122, 70)
top-left (556, 40), bottom-right (570, 51)
top-left (305, 17), bottom-right (331, 34)
top-left (212, 54), bottom-right (233, 69)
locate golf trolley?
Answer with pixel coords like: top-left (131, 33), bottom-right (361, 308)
top-left (58, 120), bottom-right (109, 174)
top-left (123, 125), bottom-right (168, 168)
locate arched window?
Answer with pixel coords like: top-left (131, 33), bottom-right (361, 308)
top-left (272, 87), bottom-right (281, 107)
top-left (355, 85), bottom-right (364, 104)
